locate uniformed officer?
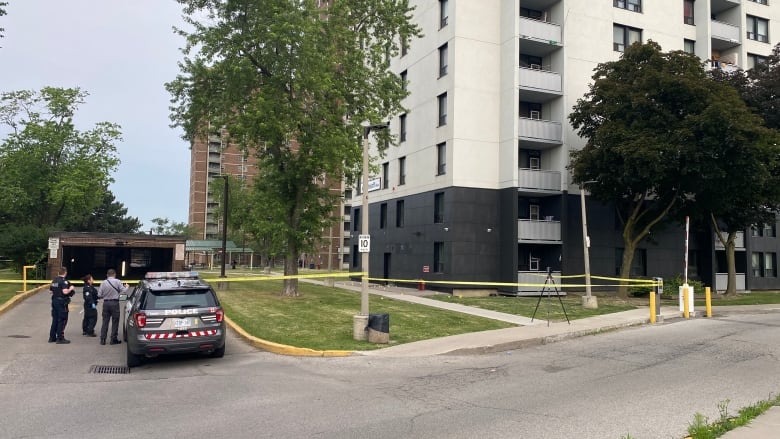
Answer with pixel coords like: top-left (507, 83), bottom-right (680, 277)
top-left (97, 268), bottom-right (129, 345)
top-left (49, 267), bottom-right (76, 344)
top-left (81, 274), bottom-right (99, 337)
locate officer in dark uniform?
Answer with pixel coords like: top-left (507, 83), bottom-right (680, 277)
top-left (81, 274), bottom-right (99, 337)
top-left (49, 266), bottom-right (76, 344)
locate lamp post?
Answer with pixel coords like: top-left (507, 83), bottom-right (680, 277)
top-left (354, 123), bottom-right (388, 340)
top-left (580, 180), bottom-right (598, 309)
top-left (220, 175), bottom-right (229, 279)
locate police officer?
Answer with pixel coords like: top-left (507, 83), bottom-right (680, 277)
top-left (81, 274), bottom-right (99, 337)
top-left (97, 268), bottom-right (128, 345)
top-left (49, 266), bottom-right (76, 344)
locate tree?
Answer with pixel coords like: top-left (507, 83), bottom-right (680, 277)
top-left (0, 2), bottom-right (7, 41)
top-left (150, 217), bottom-right (196, 237)
top-left (64, 190), bottom-right (142, 233)
top-left (569, 41), bottom-right (743, 298)
top-left (705, 45), bottom-right (780, 295)
top-left (167, 0), bottom-right (420, 296)
top-left (0, 87), bottom-right (123, 269)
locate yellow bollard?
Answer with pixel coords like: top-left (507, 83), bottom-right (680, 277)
top-left (705, 286), bottom-right (712, 318)
top-left (22, 265), bottom-right (35, 293)
top-left (649, 290), bottom-right (656, 324)
top-left (683, 285), bottom-right (690, 319)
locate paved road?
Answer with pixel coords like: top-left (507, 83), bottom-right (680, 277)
top-left (2, 289), bottom-right (780, 438)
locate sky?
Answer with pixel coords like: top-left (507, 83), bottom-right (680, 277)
top-left (0, 1), bottom-right (191, 230)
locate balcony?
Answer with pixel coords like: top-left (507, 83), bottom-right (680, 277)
top-left (714, 231), bottom-right (745, 250)
top-left (516, 270), bottom-right (563, 294)
top-left (518, 16), bottom-right (562, 57)
top-left (518, 168), bottom-right (561, 192)
top-left (518, 218), bottom-right (561, 242)
top-left (518, 67), bottom-right (562, 102)
top-left (519, 117), bottom-right (562, 149)
top-left (711, 20), bottom-right (741, 50)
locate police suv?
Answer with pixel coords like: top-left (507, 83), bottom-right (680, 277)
top-left (123, 271), bottom-right (226, 367)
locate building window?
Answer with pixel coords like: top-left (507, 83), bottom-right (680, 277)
top-left (439, 0), bottom-right (448, 28)
top-left (766, 253), bottom-right (777, 277)
top-left (747, 15), bottom-right (769, 42)
top-left (615, 248), bottom-right (647, 276)
top-left (434, 192), bottom-right (445, 223)
top-left (683, 0), bottom-right (694, 25)
top-left (529, 204), bottom-right (540, 220)
top-left (684, 39), bottom-right (695, 54)
top-left (401, 37), bottom-right (408, 57)
top-left (399, 114), bottom-right (407, 142)
top-left (439, 43), bottom-right (448, 77)
top-left (520, 8), bottom-right (544, 20)
top-left (520, 101), bottom-right (542, 119)
top-left (434, 242), bottom-right (445, 273)
top-left (380, 203), bottom-right (387, 229)
top-left (353, 207), bottom-right (360, 231)
top-left (748, 53), bottom-right (768, 69)
top-left (613, 24), bottom-right (642, 52)
top-left (437, 93), bottom-right (448, 126)
top-left (614, 0), bottom-right (641, 13)
top-left (396, 200), bottom-right (405, 227)
top-left (520, 54), bottom-right (543, 69)
top-left (752, 252), bottom-right (762, 276)
top-left (400, 70), bottom-right (407, 92)
top-left (382, 162), bottom-right (389, 189)
top-left (749, 0), bottom-right (768, 5)
top-left (436, 142), bottom-right (446, 175)
top-left (765, 223), bottom-right (777, 237)
top-left (398, 156), bottom-right (406, 185)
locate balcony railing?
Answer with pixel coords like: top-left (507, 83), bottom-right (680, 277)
top-left (714, 231), bottom-right (745, 250)
top-left (519, 117), bottom-right (562, 146)
top-left (518, 67), bottom-right (562, 96)
top-left (518, 16), bottom-right (561, 46)
top-left (711, 20), bottom-right (740, 44)
top-left (518, 218), bottom-right (561, 242)
top-left (516, 270), bottom-right (563, 293)
top-left (518, 168), bottom-right (561, 191)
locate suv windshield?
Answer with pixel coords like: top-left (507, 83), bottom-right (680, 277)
top-left (141, 289), bottom-right (217, 310)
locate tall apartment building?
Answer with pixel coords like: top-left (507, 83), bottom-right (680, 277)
top-left (348, 0), bottom-right (780, 293)
top-left (188, 131), bottom-right (349, 269)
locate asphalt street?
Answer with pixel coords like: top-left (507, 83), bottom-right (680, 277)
top-left (2, 288), bottom-right (780, 438)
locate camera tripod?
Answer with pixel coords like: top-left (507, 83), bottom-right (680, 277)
top-left (530, 267), bottom-right (570, 326)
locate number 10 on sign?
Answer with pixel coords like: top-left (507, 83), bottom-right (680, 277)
top-left (358, 234), bottom-right (371, 253)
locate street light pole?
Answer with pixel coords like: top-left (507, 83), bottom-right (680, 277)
top-left (354, 123), bottom-right (388, 340)
top-left (220, 175), bottom-right (229, 279)
top-left (580, 180), bottom-right (598, 309)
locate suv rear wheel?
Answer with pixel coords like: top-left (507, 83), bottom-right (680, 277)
top-left (127, 343), bottom-right (144, 368)
top-left (210, 345), bottom-right (225, 358)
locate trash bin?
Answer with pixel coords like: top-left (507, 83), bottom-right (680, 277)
top-left (309, 263), bottom-right (315, 269)
top-left (367, 313), bottom-right (390, 344)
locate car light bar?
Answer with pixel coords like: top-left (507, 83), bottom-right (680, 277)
top-left (144, 271), bottom-right (200, 280)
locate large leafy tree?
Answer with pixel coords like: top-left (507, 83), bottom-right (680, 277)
top-left (167, 0), bottom-right (420, 296)
top-left (65, 190), bottom-right (142, 233)
top-left (0, 87), bottom-right (124, 269)
top-left (569, 41), bottom-right (758, 298)
top-left (150, 217), bottom-right (196, 237)
top-left (705, 45), bottom-right (780, 295)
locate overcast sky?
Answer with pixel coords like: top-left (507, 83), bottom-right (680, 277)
top-left (0, 1), bottom-right (190, 230)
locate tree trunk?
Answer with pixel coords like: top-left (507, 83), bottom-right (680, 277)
top-left (724, 231), bottom-right (737, 297)
top-left (282, 240), bottom-right (299, 297)
top-left (618, 242), bottom-right (636, 299)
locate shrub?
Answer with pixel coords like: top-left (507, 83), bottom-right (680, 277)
top-left (629, 275), bottom-right (705, 298)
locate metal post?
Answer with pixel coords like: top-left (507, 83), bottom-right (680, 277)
top-left (354, 123), bottom-right (387, 341)
top-left (220, 175), bottom-right (229, 279)
top-left (580, 181), bottom-right (598, 309)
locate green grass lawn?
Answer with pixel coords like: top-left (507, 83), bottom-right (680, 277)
top-left (0, 269), bottom-right (24, 305)
top-left (217, 279), bottom-right (514, 351)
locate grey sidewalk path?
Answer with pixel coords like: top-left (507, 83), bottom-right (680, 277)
top-left (720, 406), bottom-right (780, 439)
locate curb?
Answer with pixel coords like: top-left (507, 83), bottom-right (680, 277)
top-left (224, 316), bottom-right (354, 357)
top-left (443, 318), bottom-right (651, 355)
top-left (0, 285), bottom-right (47, 317)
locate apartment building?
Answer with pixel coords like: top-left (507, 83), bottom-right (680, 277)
top-left (349, 0), bottom-right (780, 293)
top-left (188, 131), bottom-right (350, 269)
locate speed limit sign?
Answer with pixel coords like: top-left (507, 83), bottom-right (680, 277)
top-left (358, 234), bottom-right (371, 253)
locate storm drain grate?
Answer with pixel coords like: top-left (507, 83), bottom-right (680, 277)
top-left (90, 365), bottom-right (130, 374)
